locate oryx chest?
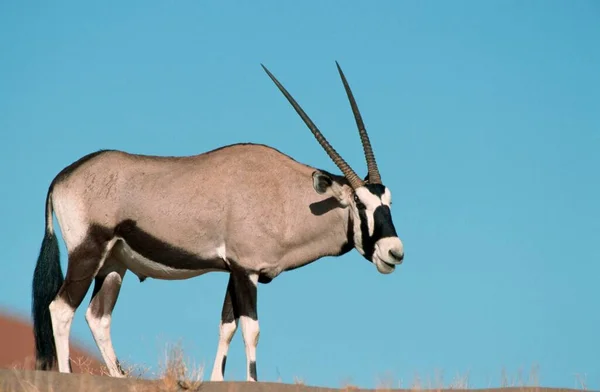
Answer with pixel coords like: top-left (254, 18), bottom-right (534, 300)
top-left (111, 238), bottom-right (229, 281)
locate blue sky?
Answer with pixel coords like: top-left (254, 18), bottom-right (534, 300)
top-left (1, 0), bottom-right (599, 389)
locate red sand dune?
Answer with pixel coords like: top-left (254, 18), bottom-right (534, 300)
top-left (0, 310), bottom-right (105, 375)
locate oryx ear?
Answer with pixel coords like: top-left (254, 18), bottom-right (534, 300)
top-left (312, 170), bottom-right (351, 207)
top-left (312, 170), bottom-right (333, 194)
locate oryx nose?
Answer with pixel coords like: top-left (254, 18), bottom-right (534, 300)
top-left (389, 248), bottom-right (404, 263)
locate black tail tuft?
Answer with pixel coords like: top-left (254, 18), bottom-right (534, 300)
top-left (32, 191), bottom-right (64, 371)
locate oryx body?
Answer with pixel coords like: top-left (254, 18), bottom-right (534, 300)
top-left (31, 63), bottom-right (404, 382)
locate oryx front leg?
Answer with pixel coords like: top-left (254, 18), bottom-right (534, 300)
top-left (85, 262), bottom-right (126, 377)
top-left (210, 274), bottom-right (239, 381)
top-left (233, 272), bottom-right (259, 382)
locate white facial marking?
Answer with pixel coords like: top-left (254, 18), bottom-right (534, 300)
top-left (49, 298), bottom-right (75, 373)
top-left (381, 188), bottom-right (392, 207)
top-left (367, 212), bottom-right (375, 236)
top-left (374, 256), bottom-right (395, 274)
top-left (372, 237), bottom-right (404, 274)
top-left (354, 186), bottom-right (403, 274)
top-left (354, 187), bottom-right (384, 237)
top-left (352, 219), bottom-right (365, 255)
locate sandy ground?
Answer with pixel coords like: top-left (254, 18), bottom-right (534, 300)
top-left (0, 311), bottom-right (593, 392)
top-left (0, 369), bottom-right (593, 392)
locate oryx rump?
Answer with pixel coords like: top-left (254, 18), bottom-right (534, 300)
top-left (31, 62), bottom-right (404, 382)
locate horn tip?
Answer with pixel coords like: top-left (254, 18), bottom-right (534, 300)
top-left (261, 64), bottom-right (277, 81)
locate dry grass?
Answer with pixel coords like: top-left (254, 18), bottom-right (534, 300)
top-left (156, 340), bottom-right (204, 391)
top-left (0, 345), bottom-right (592, 392)
top-left (368, 364), bottom-right (549, 391)
top-left (0, 340), bottom-right (205, 392)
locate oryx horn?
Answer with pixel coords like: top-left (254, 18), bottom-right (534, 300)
top-left (335, 61), bottom-right (382, 185)
top-left (261, 64), bottom-right (365, 189)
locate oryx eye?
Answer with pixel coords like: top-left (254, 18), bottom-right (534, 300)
top-left (353, 194), bottom-right (366, 210)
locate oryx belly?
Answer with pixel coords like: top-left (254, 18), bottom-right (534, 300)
top-left (111, 240), bottom-right (224, 280)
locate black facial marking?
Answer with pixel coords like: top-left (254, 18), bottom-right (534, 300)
top-left (352, 194), bottom-right (365, 210)
top-left (113, 219), bottom-right (224, 271)
top-left (249, 361), bottom-right (257, 381)
top-left (365, 183), bottom-right (386, 197)
top-left (355, 184), bottom-right (397, 260)
top-left (359, 204), bottom-right (398, 261)
top-left (373, 205), bottom-right (398, 239)
top-left (358, 208), bottom-right (376, 260)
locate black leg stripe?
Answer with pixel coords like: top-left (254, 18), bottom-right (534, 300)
top-left (221, 355), bottom-right (227, 377)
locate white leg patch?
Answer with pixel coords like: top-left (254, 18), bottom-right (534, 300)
top-left (241, 273), bottom-right (259, 382)
top-left (85, 311), bottom-right (124, 377)
top-left (49, 298), bottom-right (75, 373)
top-left (240, 315), bottom-right (259, 381)
top-left (210, 319), bottom-right (238, 381)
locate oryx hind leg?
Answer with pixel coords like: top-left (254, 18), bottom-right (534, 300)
top-left (85, 258), bottom-right (127, 377)
top-left (49, 226), bottom-right (115, 373)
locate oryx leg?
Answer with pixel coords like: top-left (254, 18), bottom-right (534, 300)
top-left (210, 274), bottom-right (239, 381)
top-left (233, 271), bottom-right (260, 382)
top-left (49, 233), bottom-right (114, 373)
top-left (85, 259), bottom-right (126, 377)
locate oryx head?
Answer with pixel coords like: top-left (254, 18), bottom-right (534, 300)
top-left (262, 62), bottom-right (404, 274)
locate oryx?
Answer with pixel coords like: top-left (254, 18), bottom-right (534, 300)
top-left (31, 62), bottom-right (404, 382)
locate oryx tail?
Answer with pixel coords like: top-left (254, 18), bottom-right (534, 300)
top-left (32, 187), bottom-right (64, 371)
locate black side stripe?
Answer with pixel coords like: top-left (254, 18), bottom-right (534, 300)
top-left (114, 220), bottom-right (224, 271)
